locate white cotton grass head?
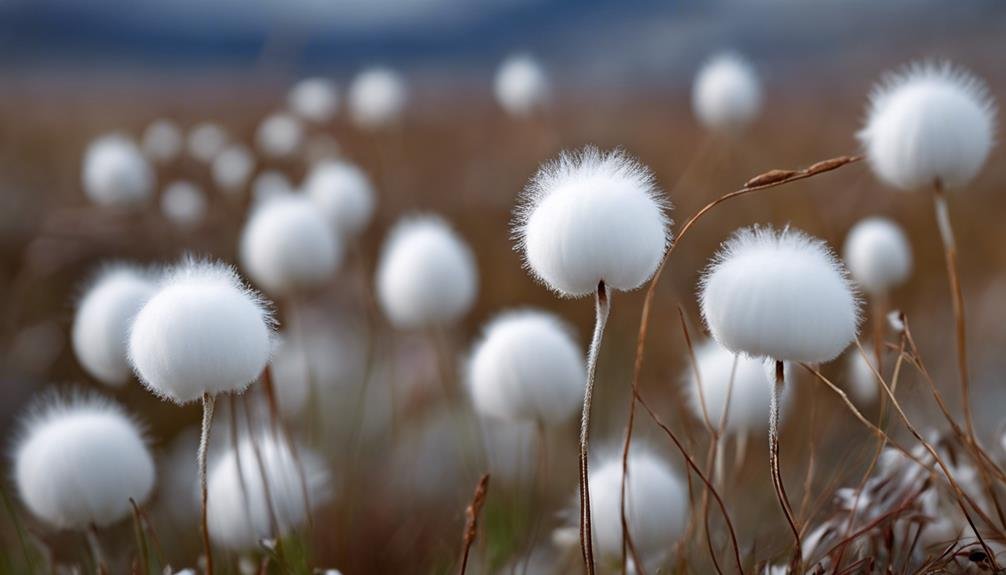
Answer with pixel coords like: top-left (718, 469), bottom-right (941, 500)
top-left (588, 448), bottom-right (688, 568)
top-left (212, 145), bottom-right (255, 195)
top-left (14, 391), bottom-right (155, 530)
top-left (692, 52), bottom-right (763, 134)
top-left (255, 112), bottom-right (304, 160)
top-left (858, 61), bottom-right (997, 191)
top-left (128, 258), bottom-right (275, 404)
top-left (239, 195), bottom-right (342, 295)
top-left (72, 264), bottom-right (156, 387)
top-left (160, 181), bottom-right (208, 229)
top-left (288, 78), bottom-right (339, 123)
top-left (376, 215), bottom-right (478, 329)
top-left (348, 66), bottom-right (408, 129)
top-left (494, 53), bottom-right (551, 118)
top-left (847, 348), bottom-right (880, 405)
top-left (700, 225), bottom-right (861, 363)
top-left (685, 340), bottom-right (794, 433)
top-left (513, 146), bottom-right (671, 297)
top-left (843, 217), bottom-right (912, 296)
top-left (82, 134), bottom-right (154, 208)
top-left (467, 309), bottom-right (585, 425)
top-left (187, 122), bottom-right (228, 163)
top-left (304, 160), bottom-right (376, 237)
top-left (141, 119), bottom-right (183, 164)
top-left (207, 433), bottom-right (330, 551)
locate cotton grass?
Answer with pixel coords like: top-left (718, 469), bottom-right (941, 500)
top-left (82, 134), bottom-right (154, 208)
top-left (161, 181), bottom-right (208, 229)
top-left (212, 145), bottom-right (255, 196)
top-left (141, 119), bottom-right (183, 164)
top-left (304, 160), bottom-right (376, 237)
top-left (256, 112), bottom-right (304, 159)
top-left (288, 78), bottom-right (339, 124)
top-left (692, 52), bottom-right (763, 134)
top-left (494, 54), bottom-right (551, 118)
top-left (348, 67), bottom-right (407, 129)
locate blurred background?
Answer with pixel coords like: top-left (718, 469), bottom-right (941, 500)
top-left (1, 0), bottom-right (1006, 573)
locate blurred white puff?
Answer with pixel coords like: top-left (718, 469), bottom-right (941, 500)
top-left (207, 434), bottom-right (330, 551)
top-left (304, 160), bottom-right (376, 237)
top-left (187, 123), bottom-right (228, 163)
top-left (14, 392), bottom-right (155, 530)
top-left (240, 195), bottom-right (342, 295)
top-left (846, 348), bottom-right (880, 405)
top-left (256, 112), bottom-right (304, 160)
top-left (513, 146), bottom-right (670, 297)
top-left (588, 449), bottom-right (688, 568)
top-left (700, 226), bottom-right (860, 363)
top-left (288, 78), bottom-right (339, 123)
top-left (128, 258), bottom-right (275, 404)
top-left (82, 134), bottom-right (154, 208)
top-left (843, 217), bottom-right (912, 296)
top-left (494, 54), bottom-right (551, 118)
top-left (348, 67), bottom-right (408, 129)
top-left (859, 62), bottom-right (996, 191)
top-left (212, 145), bottom-right (255, 195)
top-left (467, 309), bottom-right (585, 425)
top-left (692, 52), bottom-right (763, 133)
top-left (268, 333), bottom-right (312, 417)
top-left (73, 264), bottom-right (156, 387)
top-left (141, 119), bottom-right (183, 164)
top-left (685, 340), bottom-right (794, 433)
top-left (161, 181), bottom-right (208, 229)
top-left (375, 215), bottom-right (477, 329)
top-left (251, 170), bottom-right (293, 205)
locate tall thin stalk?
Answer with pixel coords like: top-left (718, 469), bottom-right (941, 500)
top-left (86, 523), bottom-right (107, 575)
top-left (578, 281), bottom-right (610, 575)
top-left (198, 392), bottom-right (217, 575)
top-left (769, 361), bottom-right (801, 560)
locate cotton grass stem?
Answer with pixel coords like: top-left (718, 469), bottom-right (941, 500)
top-left (86, 523), bottom-right (107, 575)
top-left (198, 392), bottom-right (217, 575)
top-left (578, 281), bottom-right (610, 575)
top-left (769, 361), bottom-right (801, 561)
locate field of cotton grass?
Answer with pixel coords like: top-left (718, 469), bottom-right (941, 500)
top-left (1, 48), bottom-right (1006, 575)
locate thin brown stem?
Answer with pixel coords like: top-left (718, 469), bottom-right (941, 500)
top-left (198, 392), bottom-right (216, 575)
top-left (579, 282), bottom-right (610, 575)
top-left (770, 361), bottom-right (802, 561)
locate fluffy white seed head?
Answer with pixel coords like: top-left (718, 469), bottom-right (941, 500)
top-left (72, 265), bottom-right (156, 387)
top-left (348, 67), bottom-right (407, 129)
top-left (376, 215), bottom-right (477, 329)
top-left (14, 393), bottom-right (155, 530)
top-left (494, 54), bottom-right (551, 118)
top-left (304, 160), bottom-right (376, 237)
top-left (700, 226), bottom-right (861, 363)
top-left (858, 62), bottom-right (996, 191)
top-left (82, 134), bottom-right (154, 208)
top-left (467, 309), bottom-right (585, 425)
top-left (212, 145), bottom-right (255, 195)
top-left (513, 146), bottom-right (671, 297)
top-left (141, 119), bottom-right (183, 164)
top-left (847, 348), bottom-right (880, 405)
top-left (251, 171), bottom-right (293, 205)
top-left (692, 52), bottom-right (763, 133)
top-left (161, 181), bottom-right (208, 229)
top-left (588, 449), bottom-right (688, 568)
top-left (843, 217), bottom-right (912, 296)
top-left (128, 259), bottom-right (275, 403)
top-left (685, 340), bottom-right (794, 433)
top-left (256, 112), bottom-right (304, 159)
top-left (187, 123), bottom-right (228, 163)
top-left (240, 195), bottom-right (342, 295)
top-left (288, 78), bottom-right (339, 123)
top-left (207, 434), bottom-right (330, 551)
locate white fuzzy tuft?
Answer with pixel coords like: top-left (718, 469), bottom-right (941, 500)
top-left (467, 309), bottom-right (585, 425)
top-left (692, 52), bottom-right (763, 133)
top-left (700, 225), bottom-right (861, 363)
top-left (513, 146), bottom-right (671, 297)
top-left (494, 54), bottom-right (551, 118)
top-left (82, 134), bottom-right (154, 208)
top-left (348, 67), bottom-right (407, 129)
top-left (73, 264), bottom-right (156, 387)
top-left (128, 258), bottom-right (275, 403)
top-left (256, 112), bottom-right (304, 159)
top-left (212, 145), bottom-right (255, 195)
top-left (685, 340), bottom-right (794, 433)
top-left (843, 217), bottom-right (912, 296)
top-left (240, 195), bottom-right (342, 295)
top-left (141, 119), bottom-right (183, 164)
top-left (187, 123), bottom-right (228, 163)
top-left (161, 181), bottom-right (208, 229)
top-left (14, 392), bottom-right (155, 530)
top-left (376, 215), bottom-right (477, 329)
top-left (858, 62), bottom-right (996, 191)
top-left (846, 349), bottom-right (880, 405)
top-left (304, 160), bottom-right (376, 237)
top-left (588, 448), bottom-right (689, 568)
top-left (288, 78), bottom-right (339, 123)
top-left (207, 434), bottom-right (331, 551)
